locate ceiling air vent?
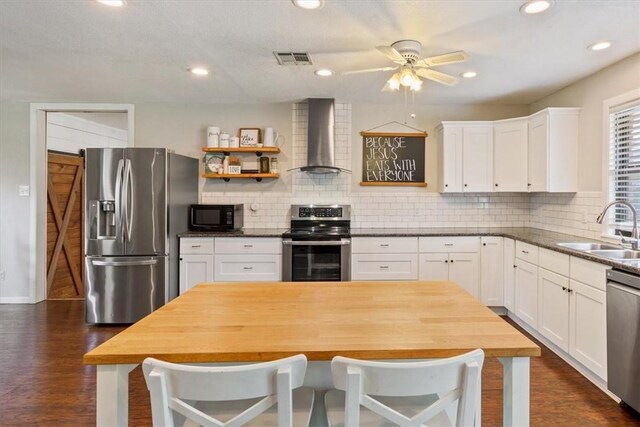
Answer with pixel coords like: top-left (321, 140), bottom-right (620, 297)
top-left (274, 52), bottom-right (313, 66)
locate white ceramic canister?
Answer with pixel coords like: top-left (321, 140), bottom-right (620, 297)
top-left (219, 133), bottom-right (230, 148)
top-left (264, 127), bottom-right (279, 147)
top-left (207, 126), bottom-right (220, 147)
top-left (229, 136), bottom-right (240, 148)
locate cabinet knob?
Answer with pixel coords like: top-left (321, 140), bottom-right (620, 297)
top-left (483, 243), bottom-right (487, 246)
top-left (513, 264), bottom-right (517, 268)
top-left (527, 183), bottom-right (532, 187)
top-left (179, 258), bottom-right (183, 261)
top-left (445, 260), bottom-right (448, 263)
top-left (445, 184), bottom-right (448, 188)
top-left (464, 184), bottom-right (468, 187)
top-left (568, 288), bottom-right (573, 294)
top-left (495, 183), bottom-right (498, 187)
top-left (562, 286), bottom-right (567, 291)
top-left (451, 260), bottom-right (455, 263)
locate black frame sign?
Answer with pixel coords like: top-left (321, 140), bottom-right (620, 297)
top-left (360, 131), bottom-right (427, 187)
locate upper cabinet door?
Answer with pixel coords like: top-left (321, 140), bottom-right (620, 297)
top-left (462, 125), bottom-right (494, 192)
top-left (439, 126), bottom-right (463, 192)
top-left (494, 120), bottom-right (528, 192)
top-left (528, 112), bottom-right (548, 192)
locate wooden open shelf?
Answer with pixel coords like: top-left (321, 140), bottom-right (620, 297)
top-left (202, 173), bottom-right (279, 182)
top-left (202, 147), bottom-right (280, 156)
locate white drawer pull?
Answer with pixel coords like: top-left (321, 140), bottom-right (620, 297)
top-left (380, 265), bottom-right (389, 269)
top-left (191, 245), bottom-right (201, 248)
top-left (243, 266), bottom-right (253, 270)
top-left (243, 244), bottom-right (253, 248)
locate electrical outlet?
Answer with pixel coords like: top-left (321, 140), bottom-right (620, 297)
top-left (0, 271), bottom-right (5, 282)
top-left (18, 185), bottom-right (30, 197)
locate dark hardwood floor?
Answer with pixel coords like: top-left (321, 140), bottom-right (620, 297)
top-left (0, 300), bottom-right (638, 426)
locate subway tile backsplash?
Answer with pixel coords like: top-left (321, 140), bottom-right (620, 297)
top-left (201, 102), bottom-right (606, 238)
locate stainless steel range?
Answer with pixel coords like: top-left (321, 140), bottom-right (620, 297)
top-left (282, 205), bottom-right (351, 281)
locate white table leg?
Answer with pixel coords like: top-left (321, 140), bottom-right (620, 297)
top-left (499, 357), bottom-right (530, 427)
top-left (97, 364), bottom-right (137, 427)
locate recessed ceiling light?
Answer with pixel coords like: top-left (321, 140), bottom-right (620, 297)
top-left (189, 67), bottom-right (209, 76)
top-left (291, 0), bottom-right (324, 10)
top-left (588, 41), bottom-right (612, 51)
top-left (461, 71), bottom-right (477, 79)
top-left (520, 0), bottom-right (553, 14)
top-left (96, 0), bottom-right (126, 7)
top-left (314, 69), bottom-right (333, 77)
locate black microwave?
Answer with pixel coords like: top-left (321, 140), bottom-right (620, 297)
top-left (189, 204), bottom-right (244, 231)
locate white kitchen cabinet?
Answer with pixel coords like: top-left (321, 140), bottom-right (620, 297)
top-left (214, 237), bottom-right (281, 282)
top-left (515, 259), bottom-right (538, 329)
top-left (493, 118), bottom-right (528, 192)
top-left (419, 236), bottom-right (480, 297)
top-left (352, 253), bottom-right (419, 281)
top-left (527, 108), bottom-right (580, 192)
top-left (503, 238), bottom-right (516, 312)
top-left (351, 237), bottom-right (419, 281)
top-left (438, 125), bottom-right (463, 192)
top-left (438, 123), bottom-right (492, 193)
top-left (480, 237), bottom-right (503, 306)
top-left (538, 268), bottom-right (570, 352)
top-left (179, 237), bottom-right (215, 294)
top-left (570, 279), bottom-right (607, 379)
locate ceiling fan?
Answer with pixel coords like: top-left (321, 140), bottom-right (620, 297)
top-left (343, 40), bottom-right (469, 91)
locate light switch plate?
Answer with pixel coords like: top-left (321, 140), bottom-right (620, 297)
top-left (18, 185), bottom-right (30, 196)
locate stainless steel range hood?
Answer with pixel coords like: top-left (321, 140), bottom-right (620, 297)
top-left (291, 98), bottom-right (351, 174)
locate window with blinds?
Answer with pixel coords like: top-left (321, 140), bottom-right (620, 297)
top-left (609, 101), bottom-right (640, 228)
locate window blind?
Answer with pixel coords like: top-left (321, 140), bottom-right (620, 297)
top-left (609, 102), bottom-right (640, 227)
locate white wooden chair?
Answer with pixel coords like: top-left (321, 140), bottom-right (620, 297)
top-left (324, 349), bottom-right (484, 427)
top-left (142, 354), bottom-right (314, 427)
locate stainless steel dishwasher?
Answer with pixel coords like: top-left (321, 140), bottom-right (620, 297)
top-left (606, 269), bottom-right (640, 412)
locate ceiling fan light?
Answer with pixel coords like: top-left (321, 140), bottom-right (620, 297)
top-left (291, 0), bottom-right (324, 10)
top-left (462, 71), bottom-right (477, 78)
top-left (388, 75), bottom-right (401, 91)
top-left (400, 69), bottom-right (415, 87)
top-left (314, 69), bottom-right (333, 77)
top-left (410, 78), bottom-right (423, 91)
top-left (189, 67), bottom-right (209, 76)
top-left (520, 0), bottom-right (553, 14)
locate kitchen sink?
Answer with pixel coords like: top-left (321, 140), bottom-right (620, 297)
top-left (587, 249), bottom-right (640, 260)
top-left (557, 242), bottom-right (621, 251)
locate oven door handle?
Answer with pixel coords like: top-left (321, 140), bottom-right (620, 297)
top-left (282, 239), bottom-right (351, 246)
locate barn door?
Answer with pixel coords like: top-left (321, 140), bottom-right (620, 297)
top-left (47, 152), bottom-right (84, 299)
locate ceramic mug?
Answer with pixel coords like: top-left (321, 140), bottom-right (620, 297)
top-left (264, 127), bottom-right (279, 147)
top-left (219, 133), bottom-right (230, 148)
top-left (229, 136), bottom-right (240, 148)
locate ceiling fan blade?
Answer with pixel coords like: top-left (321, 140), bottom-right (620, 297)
top-left (416, 51), bottom-right (469, 68)
top-left (342, 66), bottom-right (398, 75)
top-left (415, 68), bottom-right (458, 86)
top-left (375, 45), bottom-right (405, 62)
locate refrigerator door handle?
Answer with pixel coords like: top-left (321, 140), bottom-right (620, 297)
top-left (114, 159), bottom-right (125, 242)
top-left (91, 259), bottom-right (158, 267)
top-left (123, 159), bottom-right (133, 241)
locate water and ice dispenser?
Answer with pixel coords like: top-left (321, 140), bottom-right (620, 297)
top-left (88, 200), bottom-right (116, 239)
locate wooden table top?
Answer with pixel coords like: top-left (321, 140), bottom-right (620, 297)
top-left (84, 281), bottom-right (540, 365)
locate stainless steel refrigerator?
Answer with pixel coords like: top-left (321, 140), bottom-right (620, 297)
top-left (84, 148), bottom-right (197, 324)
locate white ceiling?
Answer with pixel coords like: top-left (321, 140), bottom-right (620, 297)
top-left (1, 0), bottom-right (639, 105)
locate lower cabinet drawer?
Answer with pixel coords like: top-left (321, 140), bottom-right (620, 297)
top-left (419, 236), bottom-right (480, 253)
top-left (214, 254), bottom-right (281, 282)
top-left (180, 237), bottom-right (214, 255)
top-left (351, 253), bottom-right (418, 281)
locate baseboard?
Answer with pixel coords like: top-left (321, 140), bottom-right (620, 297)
top-left (490, 306), bottom-right (507, 315)
top-left (0, 296), bottom-right (32, 304)
top-left (505, 311), bottom-right (620, 402)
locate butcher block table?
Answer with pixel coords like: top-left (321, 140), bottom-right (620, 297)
top-left (84, 281), bottom-right (540, 426)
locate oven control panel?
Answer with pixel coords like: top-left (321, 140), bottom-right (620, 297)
top-left (292, 204), bottom-right (351, 220)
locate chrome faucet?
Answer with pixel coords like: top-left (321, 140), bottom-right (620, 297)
top-left (596, 200), bottom-right (639, 249)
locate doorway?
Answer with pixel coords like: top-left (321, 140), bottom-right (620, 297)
top-left (29, 104), bottom-right (134, 303)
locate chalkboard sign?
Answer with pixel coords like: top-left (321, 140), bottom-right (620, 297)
top-left (360, 132), bottom-right (427, 186)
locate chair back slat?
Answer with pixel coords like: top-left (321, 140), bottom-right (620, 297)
top-left (331, 349), bottom-right (484, 427)
top-left (143, 354), bottom-right (307, 427)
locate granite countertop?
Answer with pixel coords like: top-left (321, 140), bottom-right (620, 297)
top-left (180, 226), bottom-right (640, 275)
top-left (178, 228), bottom-right (288, 238)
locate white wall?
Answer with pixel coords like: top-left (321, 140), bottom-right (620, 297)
top-left (0, 102), bottom-right (31, 301)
